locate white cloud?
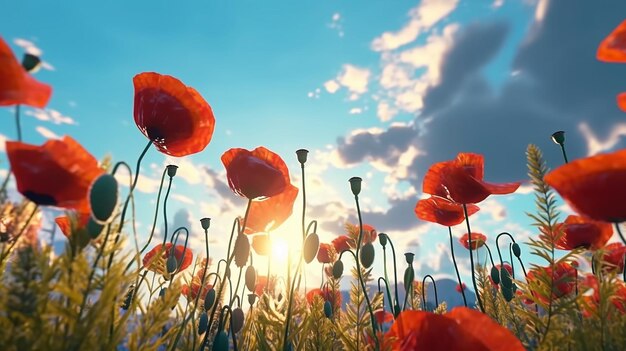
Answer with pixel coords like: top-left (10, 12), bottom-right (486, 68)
top-left (349, 107), bottom-right (363, 114)
top-left (328, 12), bottom-right (344, 37)
top-left (35, 126), bottom-right (59, 139)
top-left (14, 38), bottom-right (42, 56)
top-left (164, 157), bottom-right (204, 185)
top-left (534, 0), bottom-right (549, 22)
top-left (172, 194), bottom-right (194, 205)
top-left (493, 0), bottom-right (505, 8)
top-left (337, 64), bottom-right (371, 95)
top-left (324, 80), bottom-right (341, 94)
top-left (377, 101), bottom-right (398, 122)
top-left (115, 172), bottom-right (162, 194)
top-left (578, 121), bottom-right (626, 156)
top-left (371, 0), bottom-right (459, 52)
top-left (25, 108), bottom-right (76, 125)
top-left (0, 134), bottom-right (7, 152)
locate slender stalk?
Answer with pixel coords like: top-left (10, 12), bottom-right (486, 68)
top-left (385, 235), bottom-right (400, 315)
top-left (421, 275), bottom-right (438, 311)
top-left (15, 105), bottom-right (22, 141)
top-left (378, 277), bottom-right (393, 314)
top-left (462, 203), bottom-right (484, 312)
top-left (559, 144), bottom-right (569, 164)
top-left (448, 226), bottom-right (468, 307)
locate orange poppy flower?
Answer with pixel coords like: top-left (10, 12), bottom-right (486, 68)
top-left (345, 223), bottom-right (378, 244)
top-left (243, 184), bottom-right (298, 234)
top-left (374, 309), bottom-right (394, 325)
top-left (55, 213), bottom-right (91, 238)
top-left (221, 147), bottom-right (288, 200)
top-left (415, 196), bottom-right (479, 226)
top-left (305, 287), bottom-right (342, 310)
top-left (182, 281), bottom-right (213, 301)
top-left (317, 243), bottom-right (333, 264)
top-left (332, 235), bottom-right (351, 253)
top-left (0, 37), bottom-right (52, 108)
top-left (545, 149), bottom-right (626, 222)
top-left (386, 307), bottom-right (524, 351)
top-left (251, 234), bottom-right (271, 256)
top-left (423, 153), bottom-right (520, 204)
top-left (7, 136), bottom-right (103, 214)
top-left (597, 20), bottom-right (626, 63)
top-left (133, 72), bottom-right (215, 157)
top-left (455, 283), bottom-right (467, 293)
top-left (526, 262), bottom-right (577, 305)
top-left (553, 215), bottom-right (613, 250)
top-left (254, 275), bottom-right (268, 296)
top-left (601, 242), bottom-right (626, 273)
top-left (459, 232), bottom-right (487, 250)
top-left (142, 243), bottom-right (193, 275)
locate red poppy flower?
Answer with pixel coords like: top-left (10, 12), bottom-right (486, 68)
top-left (222, 147), bottom-right (289, 200)
top-left (332, 235), bottom-right (351, 253)
top-left (317, 243), bottom-right (333, 264)
top-left (386, 307), bottom-right (524, 351)
top-left (489, 263), bottom-right (513, 289)
top-left (374, 309), bottom-right (394, 325)
top-left (243, 184), bottom-right (298, 234)
top-left (597, 20), bottom-right (626, 63)
top-left (142, 243), bottom-right (193, 275)
top-left (0, 37), bottom-right (52, 108)
top-left (601, 242), bottom-right (626, 273)
top-left (423, 153), bottom-right (520, 204)
top-left (305, 287), bottom-right (342, 310)
top-left (618, 92), bottom-right (626, 113)
top-left (455, 283), bottom-right (467, 293)
top-left (526, 262), bottom-right (577, 305)
top-left (415, 196), bottom-right (479, 227)
top-left (133, 72), bottom-right (215, 157)
top-left (345, 223), bottom-right (378, 244)
top-left (182, 281), bottom-right (213, 301)
top-left (552, 215), bottom-right (613, 250)
top-left (545, 149), bottom-right (626, 222)
top-left (251, 234), bottom-right (271, 256)
top-left (55, 213), bottom-right (90, 238)
top-left (254, 275), bottom-right (268, 296)
top-left (7, 136), bottom-right (104, 214)
top-left (459, 232), bottom-right (487, 250)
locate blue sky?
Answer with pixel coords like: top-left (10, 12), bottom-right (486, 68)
top-left (2, 0), bottom-right (626, 290)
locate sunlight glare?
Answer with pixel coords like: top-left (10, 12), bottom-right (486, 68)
top-left (271, 237), bottom-right (289, 262)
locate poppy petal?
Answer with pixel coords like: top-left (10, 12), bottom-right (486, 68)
top-left (446, 307), bottom-right (525, 351)
top-left (244, 184), bottom-right (298, 234)
top-left (597, 20), bottom-right (626, 63)
top-left (415, 196), bottom-right (479, 227)
top-left (481, 180), bottom-right (521, 195)
top-left (618, 92), bottom-right (626, 112)
top-left (440, 164), bottom-right (491, 204)
top-left (545, 149), bottom-right (626, 222)
top-left (222, 147), bottom-right (289, 200)
top-left (133, 72), bottom-right (215, 157)
top-left (455, 153), bottom-right (484, 180)
top-left (251, 234), bottom-right (271, 256)
top-left (422, 161), bottom-right (454, 198)
top-left (0, 37), bottom-right (52, 108)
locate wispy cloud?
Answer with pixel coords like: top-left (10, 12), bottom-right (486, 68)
top-left (327, 12), bottom-right (344, 37)
top-left (13, 38), bottom-right (55, 71)
top-left (35, 126), bottom-right (60, 139)
top-left (0, 133), bottom-right (7, 152)
top-left (25, 108), bottom-right (76, 125)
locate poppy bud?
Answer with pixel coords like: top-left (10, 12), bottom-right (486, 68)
top-left (248, 293), bottom-right (257, 306)
top-left (166, 255), bottom-right (178, 274)
top-left (166, 165), bottom-right (178, 178)
top-left (22, 53), bottom-right (41, 72)
top-left (303, 233), bottom-right (320, 264)
top-left (245, 265), bottom-right (257, 292)
top-left (234, 234), bottom-right (250, 268)
top-left (490, 266), bottom-right (500, 285)
top-left (500, 266), bottom-right (513, 290)
top-left (551, 131), bottom-right (565, 145)
top-left (512, 243), bottom-right (521, 258)
top-left (159, 287), bottom-right (167, 298)
top-left (348, 177), bottom-right (362, 196)
top-left (296, 149), bottom-right (309, 165)
top-left (360, 243), bottom-right (375, 268)
top-left (323, 300), bottom-right (333, 318)
top-left (86, 218), bottom-right (104, 239)
top-left (198, 312), bottom-right (208, 335)
top-left (89, 174), bottom-right (119, 225)
top-left (212, 330), bottom-right (229, 351)
top-left (332, 260), bottom-right (344, 279)
top-left (404, 252), bottom-right (415, 265)
top-left (205, 289), bottom-right (216, 311)
top-left (378, 233), bottom-right (388, 248)
top-left (231, 307), bottom-right (245, 333)
top-left (200, 217), bottom-right (211, 230)
top-left (403, 267), bottom-right (415, 291)
top-left (502, 285), bottom-right (514, 302)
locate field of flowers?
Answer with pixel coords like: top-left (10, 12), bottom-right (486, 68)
top-left (1, 18), bottom-right (626, 351)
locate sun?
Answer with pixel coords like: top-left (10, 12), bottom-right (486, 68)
top-left (271, 237), bottom-right (289, 262)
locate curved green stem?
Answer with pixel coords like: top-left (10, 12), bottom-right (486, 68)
top-left (463, 203), bottom-right (484, 312)
top-left (448, 226), bottom-right (468, 307)
top-left (421, 274), bottom-right (438, 311)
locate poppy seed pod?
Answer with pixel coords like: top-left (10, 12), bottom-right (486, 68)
top-left (245, 265), bottom-right (257, 292)
top-left (198, 312), bottom-right (208, 335)
top-left (166, 165), bottom-right (178, 178)
top-left (490, 266), bottom-right (500, 285)
top-left (231, 307), bottom-right (245, 333)
top-left (348, 177), bottom-right (362, 196)
top-left (234, 234), bottom-right (250, 268)
top-left (404, 267), bottom-right (415, 291)
top-left (512, 243), bottom-right (521, 258)
top-left (248, 293), bottom-right (257, 306)
top-left (324, 300), bottom-right (333, 318)
top-left (332, 260), bottom-right (344, 279)
top-left (378, 233), bottom-right (388, 248)
top-left (303, 233), bottom-right (320, 264)
top-left (296, 149), bottom-right (309, 165)
top-left (159, 287), bottom-right (167, 298)
top-left (500, 266), bottom-right (513, 290)
top-left (166, 255), bottom-right (178, 274)
top-left (204, 288), bottom-right (216, 311)
top-left (551, 131), bottom-right (565, 145)
top-left (212, 330), bottom-right (229, 351)
top-left (405, 252), bottom-right (415, 265)
top-left (200, 217), bottom-right (211, 230)
top-left (360, 243), bottom-right (375, 268)
top-left (21, 53), bottom-right (42, 72)
top-left (89, 173), bottom-right (119, 225)
top-left (87, 218), bottom-right (104, 239)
